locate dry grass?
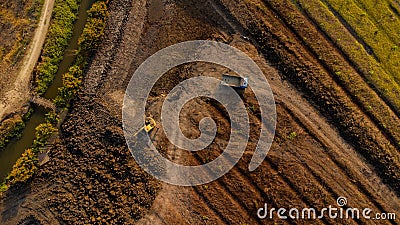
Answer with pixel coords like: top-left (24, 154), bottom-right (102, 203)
top-left (0, 0), bottom-right (43, 94)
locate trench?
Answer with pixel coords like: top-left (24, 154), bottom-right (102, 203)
top-left (0, 0), bottom-right (95, 181)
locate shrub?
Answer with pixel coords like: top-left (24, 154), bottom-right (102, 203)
top-left (32, 123), bottom-right (57, 152)
top-left (5, 149), bottom-right (38, 185)
top-left (0, 116), bottom-right (25, 151)
top-left (287, 131), bottom-right (297, 140)
top-left (78, 1), bottom-right (108, 52)
top-left (45, 110), bottom-right (60, 125)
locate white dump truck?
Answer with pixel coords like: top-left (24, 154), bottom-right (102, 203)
top-left (221, 74), bottom-right (248, 96)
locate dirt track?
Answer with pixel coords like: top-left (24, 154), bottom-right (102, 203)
top-left (0, 0), bottom-right (399, 224)
top-left (0, 0), bottom-right (55, 121)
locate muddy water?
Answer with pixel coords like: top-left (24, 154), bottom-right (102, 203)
top-left (0, 107), bottom-right (45, 180)
top-left (0, 0), bottom-right (95, 181)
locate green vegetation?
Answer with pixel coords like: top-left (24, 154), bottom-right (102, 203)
top-left (55, 1), bottom-right (108, 108)
top-left (259, 0), bottom-right (400, 149)
top-left (54, 65), bottom-right (83, 108)
top-left (324, 0), bottom-right (400, 86)
top-left (45, 110), bottom-right (60, 125)
top-left (31, 123), bottom-right (57, 151)
top-left (352, 0), bottom-right (400, 51)
top-left (0, 116), bottom-right (25, 151)
top-left (287, 131), bottom-right (297, 140)
top-left (2, 123), bottom-right (56, 190)
top-left (292, 0), bottom-right (400, 149)
top-left (35, 0), bottom-right (80, 95)
top-left (296, 0), bottom-right (400, 116)
top-left (1, 0), bottom-right (108, 195)
top-left (252, 0), bottom-right (400, 151)
top-left (0, 108), bottom-right (33, 152)
top-left (79, 1), bottom-right (108, 52)
top-left (4, 149), bottom-right (38, 187)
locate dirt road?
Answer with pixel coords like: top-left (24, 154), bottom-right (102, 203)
top-left (0, 0), bottom-right (399, 224)
top-left (0, 0), bottom-right (55, 121)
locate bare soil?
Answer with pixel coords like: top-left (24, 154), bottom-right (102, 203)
top-left (0, 0), bottom-right (399, 224)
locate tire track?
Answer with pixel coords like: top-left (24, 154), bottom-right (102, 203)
top-left (184, 101), bottom-right (328, 224)
top-left (99, 0), bottom-right (147, 95)
top-left (167, 96), bottom-right (298, 224)
top-left (168, 100), bottom-right (263, 225)
top-left (214, 0), bottom-right (400, 154)
top-left (272, 92), bottom-right (398, 223)
top-left (192, 186), bottom-right (233, 224)
top-left (248, 0), bottom-right (400, 193)
top-left (191, 152), bottom-right (298, 225)
top-left (249, 2), bottom-right (400, 215)
top-left (244, 107), bottom-right (359, 224)
top-left (280, 101), bottom-right (399, 225)
top-left (168, 122), bottom-right (234, 224)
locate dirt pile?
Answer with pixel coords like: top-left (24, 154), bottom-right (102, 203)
top-left (45, 96), bottom-right (160, 224)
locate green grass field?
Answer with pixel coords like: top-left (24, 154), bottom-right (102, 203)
top-left (297, 0), bottom-right (400, 115)
top-left (325, 0), bottom-right (400, 86)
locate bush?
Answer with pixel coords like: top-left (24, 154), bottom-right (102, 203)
top-left (54, 65), bottom-right (83, 108)
top-left (5, 149), bottom-right (38, 185)
top-left (45, 110), bottom-right (60, 125)
top-left (32, 123), bottom-right (57, 152)
top-left (0, 116), bottom-right (25, 151)
top-left (0, 182), bottom-right (7, 193)
top-left (1, 122), bottom-right (56, 190)
top-left (78, 1), bottom-right (108, 52)
top-left (1, 0), bottom-right (108, 193)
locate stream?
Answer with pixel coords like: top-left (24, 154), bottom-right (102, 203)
top-left (0, 0), bottom-right (95, 181)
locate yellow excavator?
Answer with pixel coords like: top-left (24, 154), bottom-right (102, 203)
top-left (133, 117), bottom-right (156, 137)
top-left (144, 117), bottom-right (156, 133)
